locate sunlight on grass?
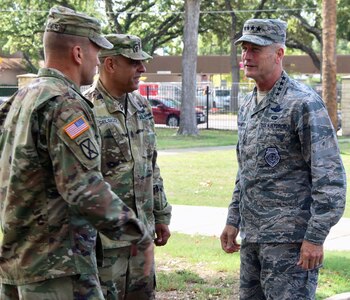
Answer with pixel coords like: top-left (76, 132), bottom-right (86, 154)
top-left (155, 128), bottom-right (237, 150)
top-left (317, 251), bottom-right (350, 299)
top-left (157, 150), bottom-right (237, 208)
top-left (158, 148), bottom-right (350, 217)
top-left (156, 234), bottom-right (350, 299)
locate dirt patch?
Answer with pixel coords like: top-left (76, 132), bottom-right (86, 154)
top-left (155, 257), bottom-right (239, 299)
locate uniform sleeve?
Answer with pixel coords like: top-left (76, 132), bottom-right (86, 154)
top-left (297, 95), bottom-right (346, 244)
top-left (152, 150), bottom-right (172, 225)
top-left (226, 143), bottom-right (241, 228)
top-left (42, 97), bottom-right (152, 250)
top-left (143, 97), bottom-right (172, 225)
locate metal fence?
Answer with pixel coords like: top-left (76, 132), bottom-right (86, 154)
top-left (1, 82), bottom-right (343, 131)
top-left (139, 81), bottom-right (343, 130)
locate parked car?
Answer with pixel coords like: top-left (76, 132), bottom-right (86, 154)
top-left (196, 88), bottom-right (232, 110)
top-left (213, 89), bottom-right (231, 110)
top-left (0, 97), bottom-right (9, 104)
top-left (149, 98), bottom-right (206, 127)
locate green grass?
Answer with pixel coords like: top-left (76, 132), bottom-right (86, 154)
top-left (156, 128), bottom-right (350, 153)
top-left (155, 129), bottom-right (350, 297)
top-left (157, 145), bottom-right (350, 218)
top-left (317, 251), bottom-right (350, 299)
top-left (155, 128), bottom-right (238, 150)
top-left (155, 233), bottom-right (350, 299)
top-left (155, 233), bottom-right (240, 299)
top-left (157, 150), bottom-right (236, 207)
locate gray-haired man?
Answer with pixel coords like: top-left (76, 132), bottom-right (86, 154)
top-left (220, 19), bottom-right (346, 299)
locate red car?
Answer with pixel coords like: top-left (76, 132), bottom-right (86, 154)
top-left (149, 98), bottom-right (206, 127)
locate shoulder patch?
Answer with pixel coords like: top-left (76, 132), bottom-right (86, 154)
top-left (80, 138), bottom-right (99, 160)
top-left (64, 116), bottom-right (90, 139)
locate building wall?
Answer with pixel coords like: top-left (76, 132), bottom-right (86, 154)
top-left (0, 69), bottom-right (26, 85)
top-left (143, 55), bottom-right (350, 82)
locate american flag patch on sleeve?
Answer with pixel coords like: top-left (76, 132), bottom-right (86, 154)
top-left (64, 116), bottom-right (90, 139)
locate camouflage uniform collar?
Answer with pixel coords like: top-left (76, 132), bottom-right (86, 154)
top-left (249, 71), bottom-right (290, 115)
top-left (95, 79), bottom-right (143, 117)
top-left (96, 79), bottom-right (125, 113)
top-left (38, 68), bottom-right (81, 94)
top-left (269, 70), bottom-right (289, 102)
top-left (252, 70), bottom-right (289, 104)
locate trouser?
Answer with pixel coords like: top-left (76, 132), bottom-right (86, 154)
top-left (0, 273), bottom-right (104, 300)
top-left (99, 246), bottom-right (155, 300)
top-left (240, 242), bottom-right (319, 300)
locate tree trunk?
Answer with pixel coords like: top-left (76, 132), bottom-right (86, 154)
top-left (178, 0), bottom-right (201, 135)
top-left (322, 0), bottom-right (337, 131)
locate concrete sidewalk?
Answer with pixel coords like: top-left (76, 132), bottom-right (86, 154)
top-left (169, 204), bottom-right (350, 251)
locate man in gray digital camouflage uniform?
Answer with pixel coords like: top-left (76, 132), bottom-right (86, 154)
top-left (0, 6), bottom-right (153, 300)
top-left (220, 19), bottom-right (346, 299)
top-left (84, 34), bottom-right (172, 300)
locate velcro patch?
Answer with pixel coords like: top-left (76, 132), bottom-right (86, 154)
top-left (264, 147), bottom-right (280, 167)
top-left (64, 116), bottom-right (90, 139)
top-left (80, 139), bottom-right (99, 160)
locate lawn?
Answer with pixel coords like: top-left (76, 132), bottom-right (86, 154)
top-left (154, 128), bottom-right (350, 298)
top-left (156, 129), bottom-right (350, 217)
top-left (155, 233), bottom-right (350, 299)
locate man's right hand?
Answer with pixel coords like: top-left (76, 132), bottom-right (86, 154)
top-left (220, 225), bottom-right (240, 253)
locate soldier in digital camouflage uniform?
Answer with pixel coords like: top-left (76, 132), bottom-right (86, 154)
top-left (220, 19), bottom-right (346, 300)
top-left (84, 34), bottom-right (172, 300)
top-left (0, 6), bottom-right (154, 300)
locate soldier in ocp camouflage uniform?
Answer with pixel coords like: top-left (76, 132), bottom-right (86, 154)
top-left (84, 34), bottom-right (172, 300)
top-left (0, 6), bottom-right (153, 300)
top-left (220, 19), bottom-right (346, 300)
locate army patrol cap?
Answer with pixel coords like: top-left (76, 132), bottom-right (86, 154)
top-left (45, 6), bottom-right (113, 49)
top-left (99, 34), bottom-right (152, 60)
top-left (235, 19), bottom-right (287, 46)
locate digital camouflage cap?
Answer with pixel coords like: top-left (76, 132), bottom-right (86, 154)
top-left (235, 19), bottom-right (287, 46)
top-left (99, 34), bottom-right (152, 60)
top-left (45, 6), bottom-right (113, 50)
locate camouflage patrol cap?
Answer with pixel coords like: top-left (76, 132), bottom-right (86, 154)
top-left (99, 34), bottom-right (152, 60)
top-left (235, 19), bottom-right (287, 46)
top-left (45, 6), bottom-right (113, 50)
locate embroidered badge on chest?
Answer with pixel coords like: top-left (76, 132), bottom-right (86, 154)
top-left (80, 138), bottom-right (99, 160)
top-left (264, 147), bottom-right (280, 167)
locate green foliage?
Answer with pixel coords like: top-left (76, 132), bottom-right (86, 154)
top-left (1, 1), bottom-right (349, 71)
top-left (337, 0), bottom-right (350, 41)
top-left (103, 0), bottom-right (184, 55)
top-left (0, 1), bottom-right (102, 72)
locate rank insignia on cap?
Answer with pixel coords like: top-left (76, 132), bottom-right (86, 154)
top-left (64, 116), bottom-right (90, 139)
